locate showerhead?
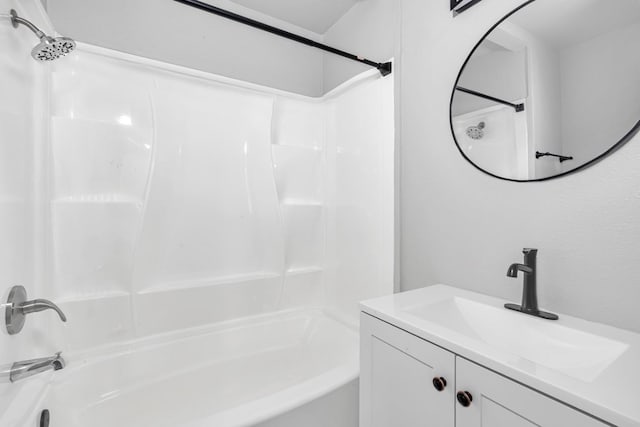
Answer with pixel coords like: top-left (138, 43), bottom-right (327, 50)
top-left (8, 9), bottom-right (76, 61)
top-left (31, 36), bottom-right (76, 61)
top-left (466, 121), bottom-right (485, 140)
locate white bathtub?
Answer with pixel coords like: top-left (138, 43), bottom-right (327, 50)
top-left (13, 309), bottom-right (359, 427)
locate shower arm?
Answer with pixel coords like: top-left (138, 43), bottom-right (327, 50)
top-left (7, 10), bottom-right (47, 39)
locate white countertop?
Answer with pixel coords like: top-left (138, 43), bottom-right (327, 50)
top-left (360, 285), bottom-right (640, 427)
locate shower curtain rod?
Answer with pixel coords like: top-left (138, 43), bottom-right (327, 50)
top-left (172, 0), bottom-right (392, 76)
top-left (456, 86), bottom-right (525, 112)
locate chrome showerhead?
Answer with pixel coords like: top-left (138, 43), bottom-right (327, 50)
top-left (466, 121), bottom-right (485, 140)
top-left (8, 9), bottom-right (76, 61)
top-left (31, 36), bottom-right (76, 61)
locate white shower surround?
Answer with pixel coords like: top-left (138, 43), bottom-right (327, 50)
top-left (0, 1), bottom-right (394, 425)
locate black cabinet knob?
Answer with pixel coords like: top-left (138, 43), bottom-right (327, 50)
top-left (457, 391), bottom-right (473, 407)
top-left (432, 377), bottom-right (447, 391)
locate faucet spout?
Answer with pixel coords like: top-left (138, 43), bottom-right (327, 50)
top-left (506, 263), bottom-right (533, 277)
top-left (1, 352), bottom-right (65, 383)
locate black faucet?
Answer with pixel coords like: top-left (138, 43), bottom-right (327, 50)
top-left (505, 248), bottom-right (558, 320)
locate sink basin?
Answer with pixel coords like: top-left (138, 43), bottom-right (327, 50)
top-left (404, 296), bottom-right (628, 382)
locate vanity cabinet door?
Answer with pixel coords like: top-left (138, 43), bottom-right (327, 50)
top-left (455, 358), bottom-right (607, 427)
top-left (360, 313), bottom-right (456, 427)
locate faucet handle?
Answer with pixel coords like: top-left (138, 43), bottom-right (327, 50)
top-left (5, 286), bottom-right (68, 335)
top-left (19, 299), bottom-right (67, 322)
top-left (522, 248), bottom-right (538, 255)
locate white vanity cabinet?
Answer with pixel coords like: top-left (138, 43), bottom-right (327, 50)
top-left (455, 357), bottom-right (607, 427)
top-left (360, 313), bottom-right (456, 427)
top-left (360, 313), bottom-right (608, 427)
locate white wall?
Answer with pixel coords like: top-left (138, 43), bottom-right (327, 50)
top-left (400, 0), bottom-right (640, 333)
top-left (46, 0), bottom-right (324, 97)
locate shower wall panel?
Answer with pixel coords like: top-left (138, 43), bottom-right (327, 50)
top-left (132, 72), bottom-right (284, 335)
top-left (49, 51), bottom-right (153, 348)
top-left (271, 97), bottom-right (327, 309)
top-left (325, 73), bottom-right (395, 325)
top-left (45, 45), bottom-right (393, 352)
top-left (49, 48), bottom-right (286, 341)
top-left (133, 79), bottom-right (280, 290)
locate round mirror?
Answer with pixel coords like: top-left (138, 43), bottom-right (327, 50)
top-left (450, 0), bottom-right (640, 181)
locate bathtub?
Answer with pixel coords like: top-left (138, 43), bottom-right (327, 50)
top-left (11, 309), bottom-right (359, 427)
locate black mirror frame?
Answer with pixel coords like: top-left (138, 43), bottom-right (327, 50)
top-left (449, 0), bottom-right (640, 183)
top-left (451, 0), bottom-right (483, 16)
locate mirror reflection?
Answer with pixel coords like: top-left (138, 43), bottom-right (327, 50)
top-left (451, 0), bottom-right (640, 181)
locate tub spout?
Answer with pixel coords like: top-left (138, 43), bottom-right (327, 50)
top-left (1, 352), bottom-right (65, 383)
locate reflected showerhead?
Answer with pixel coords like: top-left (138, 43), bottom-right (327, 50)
top-left (8, 9), bottom-right (76, 61)
top-left (466, 121), bottom-right (485, 140)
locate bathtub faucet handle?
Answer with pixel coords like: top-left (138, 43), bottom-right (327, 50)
top-left (5, 286), bottom-right (67, 335)
top-left (19, 299), bottom-right (67, 321)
